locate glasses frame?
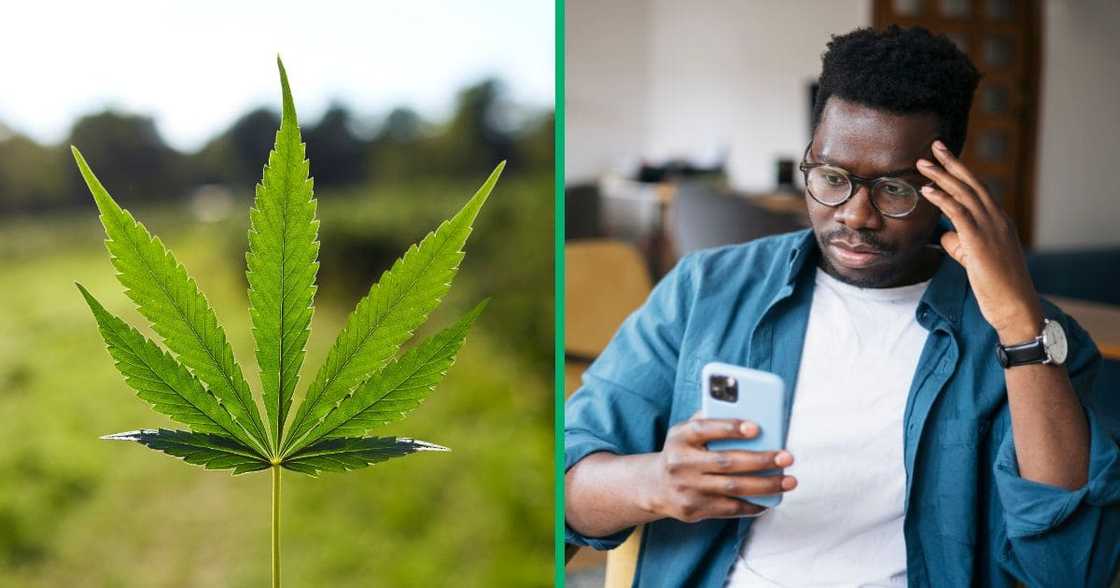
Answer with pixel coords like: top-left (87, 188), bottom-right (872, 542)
top-left (798, 142), bottom-right (932, 219)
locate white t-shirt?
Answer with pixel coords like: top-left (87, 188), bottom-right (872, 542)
top-left (725, 267), bottom-right (932, 587)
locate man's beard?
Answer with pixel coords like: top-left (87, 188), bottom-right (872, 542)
top-left (813, 228), bottom-right (938, 288)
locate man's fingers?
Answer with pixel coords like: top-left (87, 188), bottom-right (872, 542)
top-left (674, 418), bottom-right (759, 445)
top-left (931, 140), bottom-right (1002, 218)
top-left (700, 473), bottom-right (798, 497)
top-left (707, 497), bottom-right (770, 519)
top-left (920, 185), bottom-right (978, 236)
top-left (701, 449), bottom-right (793, 473)
top-left (917, 157), bottom-right (990, 224)
top-left (936, 230), bottom-right (967, 265)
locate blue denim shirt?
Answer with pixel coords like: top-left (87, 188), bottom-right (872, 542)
top-left (565, 227), bottom-right (1120, 587)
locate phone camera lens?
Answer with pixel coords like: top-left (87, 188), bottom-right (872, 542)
top-left (709, 374), bottom-right (738, 403)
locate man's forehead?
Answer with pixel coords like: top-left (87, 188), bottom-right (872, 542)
top-left (814, 98), bottom-right (938, 174)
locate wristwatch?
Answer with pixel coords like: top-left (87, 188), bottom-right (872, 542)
top-left (996, 318), bottom-right (1068, 368)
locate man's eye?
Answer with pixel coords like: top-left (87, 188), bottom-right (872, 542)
top-left (823, 174), bottom-right (846, 186)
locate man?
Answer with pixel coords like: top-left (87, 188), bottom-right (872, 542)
top-left (565, 26), bottom-right (1120, 587)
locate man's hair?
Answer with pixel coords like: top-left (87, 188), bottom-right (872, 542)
top-left (811, 25), bottom-right (981, 155)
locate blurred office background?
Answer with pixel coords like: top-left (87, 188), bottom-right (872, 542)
top-left (564, 1), bottom-right (1120, 586)
top-left (0, 2), bottom-right (553, 586)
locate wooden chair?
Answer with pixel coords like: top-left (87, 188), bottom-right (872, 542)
top-left (564, 239), bottom-right (653, 395)
top-left (564, 240), bottom-right (652, 587)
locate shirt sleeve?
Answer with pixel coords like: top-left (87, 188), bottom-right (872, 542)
top-left (564, 254), bottom-right (697, 549)
top-left (994, 310), bottom-right (1120, 585)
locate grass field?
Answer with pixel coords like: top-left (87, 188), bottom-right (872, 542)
top-left (0, 181), bottom-right (552, 587)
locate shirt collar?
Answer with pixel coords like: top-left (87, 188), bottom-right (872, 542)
top-left (785, 228), bottom-right (818, 287)
top-left (785, 219), bottom-right (969, 331)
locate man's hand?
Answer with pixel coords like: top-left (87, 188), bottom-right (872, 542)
top-left (916, 140), bottom-right (1088, 490)
top-left (916, 140), bottom-right (1044, 343)
top-left (565, 415), bottom-right (797, 538)
top-left (641, 416), bottom-right (797, 523)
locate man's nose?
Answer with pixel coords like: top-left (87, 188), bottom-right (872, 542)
top-left (834, 185), bottom-right (883, 231)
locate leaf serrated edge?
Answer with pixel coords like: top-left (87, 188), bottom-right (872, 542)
top-left (281, 162), bottom-right (503, 454)
top-left (103, 429), bottom-right (271, 475)
top-left (72, 146), bottom-right (272, 456)
top-left (247, 56), bottom-right (320, 452)
top-left (281, 299), bottom-right (487, 457)
top-left (77, 283), bottom-right (269, 457)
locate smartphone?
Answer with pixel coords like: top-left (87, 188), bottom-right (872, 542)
top-left (700, 362), bottom-right (786, 508)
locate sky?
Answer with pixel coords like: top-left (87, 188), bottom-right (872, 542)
top-left (0, 1), bottom-right (554, 151)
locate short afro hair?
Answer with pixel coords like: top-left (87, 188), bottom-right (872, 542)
top-left (811, 25), bottom-right (981, 155)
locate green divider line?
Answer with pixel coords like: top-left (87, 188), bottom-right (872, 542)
top-left (554, 0), bottom-right (566, 584)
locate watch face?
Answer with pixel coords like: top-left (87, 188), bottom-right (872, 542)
top-left (1043, 319), bottom-right (1068, 365)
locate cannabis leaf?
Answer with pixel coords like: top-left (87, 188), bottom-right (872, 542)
top-left (73, 57), bottom-right (501, 586)
top-left (246, 60), bottom-right (319, 452)
top-left (101, 429), bottom-right (271, 475)
top-left (77, 284), bottom-right (265, 453)
top-left (282, 436), bottom-right (449, 476)
top-left (74, 146), bottom-right (272, 457)
top-left (291, 299), bottom-right (488, 451)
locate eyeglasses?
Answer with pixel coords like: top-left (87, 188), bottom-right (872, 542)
top-left (798, 142), bottom-right (932, 219)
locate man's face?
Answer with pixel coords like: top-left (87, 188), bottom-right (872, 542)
top-left (806, 96), bottom-right (945, 288)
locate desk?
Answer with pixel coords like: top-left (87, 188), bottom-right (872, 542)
top-left (1047, 296), bottom-right (1120, 360)
top-left (749, 192), bottom-right (810, 226)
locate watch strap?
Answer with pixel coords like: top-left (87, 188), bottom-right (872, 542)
top-left (997, 336), bottom-right (1047, 367)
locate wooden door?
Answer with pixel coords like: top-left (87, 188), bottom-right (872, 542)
top-left (873, 0), bottom-right (1041, 247)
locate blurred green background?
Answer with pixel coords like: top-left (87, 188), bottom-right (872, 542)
top-left (0, 66), bottom-right (554, 586)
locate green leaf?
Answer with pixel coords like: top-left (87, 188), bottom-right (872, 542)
top-left (284, 299), bottom-right (487, 456)
top-left (282, 436), bottom-right (447, 477)
top-left (103, 429), bottom-right (271, 475)
top-left (282, 163), bottom-right (504, 453)
top-left (77, 283), bottom-right (268, 457)
top-left (73, 147), bottom-right (271, 456)
top-left (246, 57), bottom-right (320, 450)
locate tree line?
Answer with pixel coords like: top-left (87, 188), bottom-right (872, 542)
top-left (0, 78), bottom-right (552, 214)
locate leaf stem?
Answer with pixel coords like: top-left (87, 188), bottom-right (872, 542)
top-left (272, 464), bottom-right (281, 588)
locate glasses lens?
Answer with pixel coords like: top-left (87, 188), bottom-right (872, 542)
top-left (873, 179), bottom-right (919, 216)
top-left (806, 166), bottom-right (851, 204)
